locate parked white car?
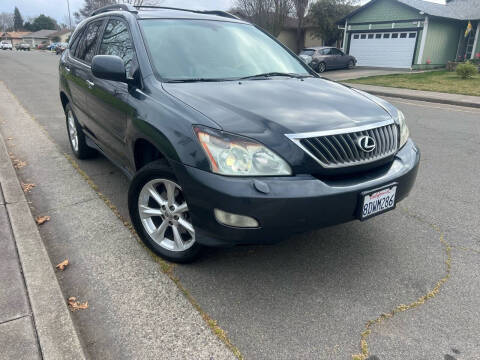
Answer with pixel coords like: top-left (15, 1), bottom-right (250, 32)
top-left (0, 41), bottom-right (13, 50)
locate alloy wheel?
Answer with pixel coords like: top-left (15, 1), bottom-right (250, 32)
top-left (138, 178), bottom-right (195, 252)
top-left (67, 110), bottom-right (79, 152)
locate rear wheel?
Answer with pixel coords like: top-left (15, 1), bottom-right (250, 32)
top-left (65, 103), bottom-right (97, 159)
top-left (129, 160), bottom-right (202, 263)
top-left (317, 62), bottom-right (326, 73)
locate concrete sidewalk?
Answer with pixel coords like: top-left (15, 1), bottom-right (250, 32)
top-left (343, 82), bottom-right (480, 108)
top-left (0, 120), bottom-right (86, 358)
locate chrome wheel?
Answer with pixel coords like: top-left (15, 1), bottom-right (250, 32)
top-left (67, 110), bottom-right (79, 152)
top-left (138, 179), bottom-right (195, 252)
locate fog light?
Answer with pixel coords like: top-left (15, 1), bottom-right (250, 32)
top-left (214, 209), bottom-right (259, 228)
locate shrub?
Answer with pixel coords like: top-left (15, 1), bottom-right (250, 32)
top-left (456, 62), bottom-right (478, 79)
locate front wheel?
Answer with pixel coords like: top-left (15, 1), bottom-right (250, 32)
top-left (317, 62), bottom-right (326, 73)
top-left (128, 160), bottom-right (202, 263)
top-left (347, 60), bottom-right (355, 69)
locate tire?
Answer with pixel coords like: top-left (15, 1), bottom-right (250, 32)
top-left (347, 60), bottom-right (355, 69)
top-left (129, 160), bottom-right (202, 263)
top-left (317, 62), bottom-right (326, 73)
top-left (65, 103), bottom-right (97, 159)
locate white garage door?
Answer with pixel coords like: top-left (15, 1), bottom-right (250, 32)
top-left (349, 32), bottom-right (417, 68)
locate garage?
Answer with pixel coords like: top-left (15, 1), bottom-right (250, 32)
top-left (349, 31), bottom-right (417, 68)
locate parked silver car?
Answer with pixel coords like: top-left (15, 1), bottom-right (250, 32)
top-left (299, 47), bottom-right (356, 73)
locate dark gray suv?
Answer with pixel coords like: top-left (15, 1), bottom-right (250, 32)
top-left (59, 5), bottom-right (419, 262)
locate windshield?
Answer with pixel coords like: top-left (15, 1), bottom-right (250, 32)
top-left (140, 19), bottom-right (310, 81)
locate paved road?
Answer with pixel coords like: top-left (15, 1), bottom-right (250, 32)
top-left (1, 50), bottom-right (479, 360)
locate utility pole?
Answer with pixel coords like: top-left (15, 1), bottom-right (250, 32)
top-left (66, 0), bottom-right (72, 30)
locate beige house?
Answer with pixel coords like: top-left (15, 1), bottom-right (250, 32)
top-left (277, 18), bottom-right (323, 53)
top-left (50, 29), bottom-right (72, 43)
top-left (0, 31), bottom-right (32, 46)
top-left (22, 30), bottom-right (58, 47)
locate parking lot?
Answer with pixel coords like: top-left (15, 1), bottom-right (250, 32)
top-left (1, 50), bottom-right (479, 360)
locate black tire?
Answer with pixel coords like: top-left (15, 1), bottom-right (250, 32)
top-left (65, 103), bottom-right (97, 159)
top-left (129, 160), bottom-right (202, 263)
top-left (317, 62), bottom-right (326, 73)
top-left (347, 60), bottom-right (355, 69)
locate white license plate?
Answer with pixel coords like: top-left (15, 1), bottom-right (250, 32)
top-left (360, 185), bottom-right (397, 220)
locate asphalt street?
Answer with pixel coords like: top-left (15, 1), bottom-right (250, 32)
top-left (1, 50), bottom-right (479, 360)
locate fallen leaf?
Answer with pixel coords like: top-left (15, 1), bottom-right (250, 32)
top-left (13, 159), bottom-right (27, 169)
top-left (22, 183), bottom-right (36, 193)
top-left (56, 259), bottom-right (69, 271)
top-left (7, 137), bottom-right (13, 140)
top-left (68, 297), bottom-right (88, 311)
top-left (35, 215), bottom-right (50, 225)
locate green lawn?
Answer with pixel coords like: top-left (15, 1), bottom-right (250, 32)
top-left (347, 70), bottom-right (480, 97)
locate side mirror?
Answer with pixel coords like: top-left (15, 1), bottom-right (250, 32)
top-left (91, 55), bottom-right (126, 82)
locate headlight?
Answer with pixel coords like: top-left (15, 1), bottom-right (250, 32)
top-left (194, 126), bottom-right (291, 176)
top-left (397, 110), bottom-right (409, 148)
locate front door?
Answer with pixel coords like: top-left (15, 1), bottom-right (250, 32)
top-left (87, 17), bottom-right (138, 167)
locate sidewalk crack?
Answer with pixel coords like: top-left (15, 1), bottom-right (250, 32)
top-left (0, 314), bottom-right (32, 326)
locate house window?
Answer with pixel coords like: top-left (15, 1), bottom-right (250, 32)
top-left (360, 34), bottom-right (366, 39)
top-left (375, 33), bottom-right (382, 39)
top-left (368, 34), bottom-right (374, 39)
top-left (383, 33), bottom-right (390, 38)
top-left (353, 34), bottom-right (359, 39)
top-left (400, 33), bottom-right (407, 38)
top-left (392, 33), bottom-right (399, 38)
top-left (409, 33), bottom-right (416, 38)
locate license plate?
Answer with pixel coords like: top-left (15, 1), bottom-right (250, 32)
top-left (359, 184), bottom-right (397, 220)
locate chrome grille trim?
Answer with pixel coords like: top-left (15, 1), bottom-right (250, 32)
top-left (286, 120), bottom-right (399, 168)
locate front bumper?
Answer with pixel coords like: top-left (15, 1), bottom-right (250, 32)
top-left (172, 139), bottom-right (420, 246)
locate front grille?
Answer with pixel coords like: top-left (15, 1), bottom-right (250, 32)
top-left (289, 122), bottom-right (398, 168)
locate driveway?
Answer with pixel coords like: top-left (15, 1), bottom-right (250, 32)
top-left (323, 67), bottom-right (411, 82)
top-left (0, 50), bottom-right (479, 360)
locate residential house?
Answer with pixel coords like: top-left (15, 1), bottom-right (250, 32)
top-left (338, 0), bottom-right (480, 69)
top-left (49, 29), bottom-right (72, 43)
top-left (277, 17), bottom-right (323, 53)
top-left (22, 29), bottom-right (58, 47)
top-left (0, 31), bottom-right (32, 46)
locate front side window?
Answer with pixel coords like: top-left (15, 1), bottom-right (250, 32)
top-left (98, 19), bottom-right (136, 77)
top-left (140, 19), bottom-right (309, 81)
top-left (76, 20), bottom-right (104, 63)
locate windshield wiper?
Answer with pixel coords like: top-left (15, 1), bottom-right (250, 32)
top-left (165, 78), bottom-right (234, 83)
top-left (240, 72), bottom-right (312, 80)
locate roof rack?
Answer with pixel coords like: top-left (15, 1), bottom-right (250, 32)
top-left (90, 4), bottom-right (138, 17)
top-left (134, 6), bottom-right (240, 20)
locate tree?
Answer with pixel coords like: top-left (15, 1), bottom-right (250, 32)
top-left (13, 7), bottom-right (23, 31)
top-left (309, 0), bottom-right (358, 46)
top-left (0, 12), bottom-right (14, 32)
top-left (233, 0), bottom-right (292, 37)
top-left (74, 0), bottom-right (163, 22)
top-left (31, 14), bottom-right (58, 31)
top-left (292, 0), bottom-right (309, 52)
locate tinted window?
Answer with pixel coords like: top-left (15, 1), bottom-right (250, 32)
top-left (99, 19), bottom-right (136, 76)
top-left (360, 34), bottom-right (366, 39)
top-left (409, 33), bottom-right (416, 38)
top-left (353, 34), bottom-right (359, 39)
top-left (69, 30), bottom-right (83, 55)
top-left (140, 20), bottom-right (308, 81)
top-left (76, 20), bottom-right (103, 63)
top-left (368, 34), bottom-right (374, 39)
top-left (392, 33), bottom-right (399, 38)
top-left (383, 33), bottom-right (390, 38)
top-left (375, 33), bottom-right (382, 39)
top-left (400, 33), bottom-right (407, 38)
top-left (331, 48), bottom-right (343, 55)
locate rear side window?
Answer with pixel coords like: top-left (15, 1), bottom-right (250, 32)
top-left (98, 19), bottom-right (136, 77)
top-left (76, 20), bottom-right (104, 63)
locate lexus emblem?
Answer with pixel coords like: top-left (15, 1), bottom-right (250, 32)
top-left (357, 135), bottom-right (376, 152)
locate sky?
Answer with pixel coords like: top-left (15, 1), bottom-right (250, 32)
top-left (0, 0), bottom-right (445, 26)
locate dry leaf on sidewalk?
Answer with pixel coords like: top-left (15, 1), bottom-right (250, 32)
top-left (68, 297), bottom-right (88, 311)
top-left (7, 137), bottom-right (13, 140)
top-left (22, 183), bottom-right (36, 193)
top-left (35, 215), bottom-right (50, 225)
top-left (56, 259), bottom-right (69, 271)
top-left (13, 159), bottom-right (27, 169)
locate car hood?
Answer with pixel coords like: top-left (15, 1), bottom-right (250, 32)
top-left (162, 77), bottom-right (395, 138)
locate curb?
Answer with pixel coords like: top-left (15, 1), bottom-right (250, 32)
top-left (0, 133), bottom-right (86, 359)
top-left (343, 83), bottom-right (480, 109)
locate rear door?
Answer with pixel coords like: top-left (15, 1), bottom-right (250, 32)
top-left (87, 17), bottom-right (138, 166)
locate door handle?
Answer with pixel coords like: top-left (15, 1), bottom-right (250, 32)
top-left (86, 80), bottom-right (95, 89)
